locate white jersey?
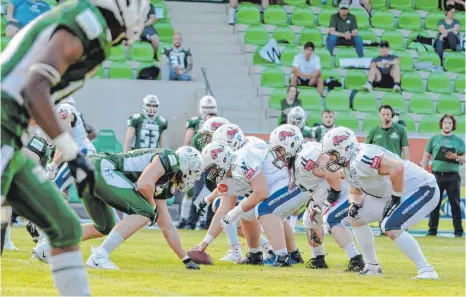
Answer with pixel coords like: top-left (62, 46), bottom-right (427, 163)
top-left (56, 103), bottom-right (95, 153)
top-left (343, 144), bottom-right (435, 198)
top-left (294, 142), bottom-right (326, 192)
top-left (244, 136), bottom-right (265, 147)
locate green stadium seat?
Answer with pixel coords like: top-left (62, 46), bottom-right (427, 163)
top-left (393, 50), bottom-right (414, 71)
top-left (280, 46), bottom-right (300, 67)
top-left (359, 29), bottom-right (377, 44)
top-left (427, 72), bottom-right (451, 94)
top-left (261, 66), bottom-right (286, 88)
top-left (437, 94), bottom-right (463, 115)
top-left (417, 52), bottom-right (441, 68)
top-left (1, 17), bottom-right (6, 36)
top-left (285, 0), bottom-right (307, 6)
top-left (325, 89), bottom-right (350, 111)
top-left (445, 53), bottom-right (465, 73)
top-left (389, 0), bottom-right (413, 10)
top-left (299, 27), bottom-right (323, 47)
top-left (152, 2), bottom-right (169, 19)
top-left (154, 21), bottom-right (174, 42)
top-left (335, 112), bottom-right (360, 131)
top-left (419, 115), bottom-right (442, 134)
top-left (345, 69), bottom-right (367, 90)
top-left (299, 89), bottom-right (322, 110)
top-left (252, 48), bottom-right (274, 66)
top-left (353, 92), bottom-right (378, 112)
top-left (92, 66), bottom-right (106, 79)
top-left (92, 129), bottom-right (123, 153)
top-left (454, 74), bottom-right (465, 94)
top-left (407, 31), bottom-right (429, 48)
top-left (415, 0), bottom-right (439, 10)
top-left (370, 0), bottom-right (387, 9)
top-left (108, 62), bottom-right (134, 79)
top-left (401, 71), bottom-right (425, 93)
top-left (403, 114), bottom-right (416, 133)
top-left (244, 25), bottom-right (269, 45)
top-left (456, 12), bottom-right (465, 32)
top-left (307, 111), bottom-right (322, 127)
top-left (310, 0), bottom-right (332, 6)
top-left (335, 48), bottom-right (357, 67)
top-left (108, 45), bottom-right (127, 61)
top-left (350, 7), bottom-right (369, 29)
top-left (318, 7), bottom-right (338, 27)
top-left (381, 93), bottom-right (405, 111)
top-left (236, 5), bottom-right (261, 25)
top-left (456, 116), bottom-right (465, 135)
top-left (409, 93), bottom-right (434, 114)
top-left (371, 10), bottom-right (395, 30)
top-left (269, 88), bottom-right (287, 109)
top-left (381, 30), bottom-right (404, 50)
top-left (398, 10), bottom-right (422, 31)
top-left (273, 26), bottom-right (296, 44)
top-left (130, 42), bottom-right (154, 62)
top-left (1, 36), bottom-right (9, 51)
top-left (315, 47), bottom-right (332, 68)
top-left (264, 5), bottom-right (288, 26)
top-left (321, 69), bottom-right (341, 82)
top-left (364, 47), bottom-right (380, 59)
top-left (291, 7), bottom-right (314, 27)
top-left (424, 11), bottom-right (444, 31)
top-left (363, 114), bottom-right (381, 132)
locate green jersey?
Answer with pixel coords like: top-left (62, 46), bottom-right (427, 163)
top-left (191, 132), bottom-right (205, 152)
top-left (163, 46), bottom-right (192, 70)
top-left (365, 123), bottom-right (409, 157)
top-left (426, 134), bottom-right (465, 173)
top-left (313, 124), bottom-right (336, 143)
top-left (186, 116), bottom-right (205, 134)
top-left (127, 113), bottom-right (168, 149)
top-left (301, 126), bottom-right (313, 140)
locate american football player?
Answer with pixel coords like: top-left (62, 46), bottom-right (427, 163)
top-left (287, 106), bottom-right (313, 141)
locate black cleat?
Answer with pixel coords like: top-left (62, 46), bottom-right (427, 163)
top-left (176, 219), bottom-right (188, 229)
top-left (289, 249), bottom-right (304, 264)
top-left (271, 254), bottom-right (292, 267)
top-left (236, 251), bottom-right (263, 265)
top-left (345, 254), bottom-right (365, 272)
top-left (306, 255), bottom-right (328, 269)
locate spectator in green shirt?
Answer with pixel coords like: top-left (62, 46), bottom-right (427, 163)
top-left (279, 85), bottom-right (302, 125)
top-left (365, 105), bottom-right (410, 159)
top-left (421, 114), bottom-right (465, 237)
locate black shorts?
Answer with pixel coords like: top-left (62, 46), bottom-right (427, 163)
top-left (372, 73), bottom-right (394, 89)
top-left (297, 77), bottom-right (317, 87)
top-left (140, 26), bottom-right (158, 42)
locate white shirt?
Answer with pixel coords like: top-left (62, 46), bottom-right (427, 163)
top-left (292, 53), bottom-right (321, 77)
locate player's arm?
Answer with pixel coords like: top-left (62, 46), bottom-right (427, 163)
top-left (400, 127), bottom-right (410, 160)
top-left (378, 155), bottom-right (404, 218)
top-left (237, 171), bottom-right (268, 212)
top-left (420, 151), bottom-right (432, 170)
top-left (205, 188), bottom-right (220, 203)
top-left (158, 130), bottom-right (166, 148)
top-left (124, 127), bottom-right (136, 153)
top-left (184, 128), bottom-right (195, 146)
top-left (136, 155), bottom-right (165, 206)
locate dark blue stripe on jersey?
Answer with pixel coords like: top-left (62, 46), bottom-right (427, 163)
top-left (362, 154), bottom-right (373, 161)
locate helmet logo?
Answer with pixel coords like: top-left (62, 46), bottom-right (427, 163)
top-left (227, 128), bottom-right (239, 139)
top-left (333, 135), bottom-right (348, 146)
top-left (58, 108), bottom-right (70, 119)
top-left (210, 147), bottom-right (223, 160)
top-left (278, 131), bottom-right (295, 141)
top-left (211, 122), bottom-right (223, 131)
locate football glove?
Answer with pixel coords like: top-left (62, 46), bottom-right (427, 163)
top-left (221, 205), bottom-right (243, 229)
top-left (68, 152), bottom-right (95, 197)
top-left (26, 221), bottom-right (40, 244)
top-left (197, 197), bottom-right (210, 216)
top-left (183, 258), bottom-right (200, 270)
top-left (382, 195), bottom-right (401, 220)
top-left (348, 201), bottom-right (363, 220)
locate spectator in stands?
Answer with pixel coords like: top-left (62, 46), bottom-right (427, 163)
top-left (290, 42), bottom-right (324, 96)
top-left (5, 0), bottom-right (50, 38)
top-left (393, 108), bottom-right (406, 128)
top-left (279, 85), bottom-right (302, 125)
top-left (435, 5), bottom-right (462, 63)
top-left (312, 109), bottom-right (336, 142)
top-left (444, 0), bottom-right (465, 11)
top-left (228, 0), bottom-right (269, 25)
top-left (363, 41), bottom-right (401, 93)
top-left (141, 3), bottom-right (160, 61)
top-left (366, 105), bottom-right (409, 160)
top-left (162, 32), bottom-right (193, 81)
top-left (421, 114), bottom-right (465, 237)
top-left (327, 1), bottom-right (364, 58)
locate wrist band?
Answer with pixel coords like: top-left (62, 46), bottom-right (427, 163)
top-left (203, 233), bottom-right (215, 244)
top-left (53, 132), bottom-right (79, 161)
top-left (182, 255), bottom-right (190, 261)
top-left (392, 191), bottom-right (403, 197)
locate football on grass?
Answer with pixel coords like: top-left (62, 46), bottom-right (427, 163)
top-left (187, 249), bottom-right (214, 265)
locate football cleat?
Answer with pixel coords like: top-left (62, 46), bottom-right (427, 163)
top-left (306, 255), bottom-right (328, 269)
top-left (236, 251), bottom-right (263, 265)
top-left (31, 241), bottom-right (50, 263)
top-left (86, 247), bottom-right (119, 270)
top-left (414, 267), bottom-right (439, 280)
top-left (220, 246), bottom-right (242, 262)
top-left (345, 254), bottom-right (365, 272)
top-left (359, 264), bottom-right (383, 276)
top-left (271, 254), bottom-right (292, 267)
top-left (263, 249), bottom-right (276, 265)
top-left (176, 219), bottom-right (188, 229)
top-left (289, 250), bottom-right (304, 264)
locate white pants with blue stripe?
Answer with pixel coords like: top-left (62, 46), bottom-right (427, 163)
top-left (53, 147), bottom-right (96, 192)
top-left (255, 186), bottom-right (310, 220)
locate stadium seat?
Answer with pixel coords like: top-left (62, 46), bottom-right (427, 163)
top-left (344, 69), bottom-right (367, 90)
top-left (325, 89), bottom-right (350, 111)
top-left (108, 45), bottom-right (127, 61)
top-left (299, 89), bottom-right (322, 110)
top-left (310, 0), bottom-right (332, 6)
top-left (291, 7), bottom-right (315, 27)
top-left (401, 71), bottom-right (425, 93)
top-left (307, 111), bottom-right (322, 127)
top-left (363, 114), bottom-right (381, 132)
top-left (370, 0), bottom-right (387, 9)
top-left (398, 10), bottom-right (422, 31)
top-left (1, 17), bottom-right (6, 36)
top-left (393, 50), bottom-right (414, 71)
top-left (315, 47), bottom-right (332, 68)
top-left (261, 66), bottom-right (286, 88)
top-left (389, 0), bottom-right (413, 10)
top-left (108, 62), bottom-right (134, 79)
top-left (321, 69), bottom-right (341, 82)
top-left (403, 114), bottom-right (416, 133)
top-left (152, 2), bottom-right (169, 19)
top-left (456, 116), bottom-right (465, 135)
top-left (381, 93), bottom-right (405, 112)
top-left (154, 21), bottom-right (174, 42)
top-left (285, 0), bottom-right (307, 6)
top-left (93, 129), bottom-right (123, 153)
top-left (236, 5), bottom-right (261, 25)
top-left (273, 26), bottom-right (296, 44)
top-left (454, 74), bottom-right (465, 93)
top-left (1, 36), bottom-right (9, 51)
top-left (456, 12), bottom-right (465, 32)
top-left (335, 48), bottom-right (357, 67)
top-left (445, 53), bottom-right (466, 73)
top-left (335, 112), bottom-right (360, 131)
top-left (437, 94), bottom-right (463, 115)
top-left (424, 11), bottom-right (445, 31)
top-left (408, 93), bottom-right (433, 114)
top-left (359, 29), bottom-right (377, 44)
top-left (417, 52), bottom-right (441, 68)
top-left (407, 31), bottom-right (429, 48)
top-left (130, 42), bottom-right (154, 62)
top-left (353, 92), bottom-right (378, 112)
top-left (280, 46), bottom-right (300, 67)
top-left (318, 7), bottom-right (338, 27)
top-left (371, 10), bottom-right (395, 30)
top-left (244, 25), bottom-right (269, 45)
top-left (253, 48), bottom-right (274, 66)
top-left (299, 28), bottom-right (323, 47)
top-left (269, 88), bottom-right (287, 109)
top-left (92, 66), bottom-right (106, 79)
top-left (415, 0), bottom-right (439, 10)
top-left (419, 115), bottom-right (442, 134)
top-left (381, 30), bottom-right (404, 50)
top-left (350, 7), bottom-right (369, 29)
top-left (264, 5), bottom-right (288, 26)
top-left (427, 72), bottom-right (451, 94)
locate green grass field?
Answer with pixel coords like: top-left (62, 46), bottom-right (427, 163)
top-left (2, 223), bottom-right (465, 296)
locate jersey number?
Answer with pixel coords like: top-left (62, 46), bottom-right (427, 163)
top-left (140, 128), bottom-right (160, 148)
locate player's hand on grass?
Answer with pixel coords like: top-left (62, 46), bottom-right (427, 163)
top-left (69, 152), bottom-right (95, 197)
top-left (183, 258), bottom-right (200, 270)
top-left (196, 242), bottom-right (208, 251)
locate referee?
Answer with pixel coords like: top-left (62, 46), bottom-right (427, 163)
top-left (421, 114), bottom-right (465, 237)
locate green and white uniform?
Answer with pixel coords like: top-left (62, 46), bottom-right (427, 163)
top-left (25, 134), bottom-right (51, 168)
top-left (127, 113), bottom-right (167, 149)
top-left (1, 0), bottom-right (111, 247)
top-left (301, 126), bottom-right (313, 140)
top-left (186, 116), bottom-right (205, 134)
top-left (186, 132), bottom-right (216, 197)
top-left (83, 149), bottom-right (181, 234)
top-left (312, 124), bottom-right (336, 143)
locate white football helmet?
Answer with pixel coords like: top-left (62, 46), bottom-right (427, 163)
top-left (199, 117), bottom-right (230, 146)
top-left (142, 95), bottom-right (159, 118)
top-left (60, 96), bottom-right (76, 106)
top-left (212, 124), bottom-right (246, 151)
top-left (199, 95), bottom-right (218, 116)
top-left (269, 124), bottom-right (304, 169)
top-left (90, 0), bottom-right (150, 45)
top-left (321, 126), bottom-right (358, 172)
top-left (56, 104), bottom-right (75, 128)
top-left (201, 141), bottom-right (234, 184)
top-left (287, 106), bottom-right (307, 129)
top-left (175, 146), bottom-right (203, 192)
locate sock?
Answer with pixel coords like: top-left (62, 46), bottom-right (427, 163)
top-left (100, 231), bottom-right (124, 255)
top-left (228, 7), bottom-right (236, 24)
top-left (180, 198), bottom-right (192, 220)
top-left (352, 225), bottom-right (379, 265)
top-left (224, 220), bottom-right (240, 246)
top-left (343, 242), bottom-right (360, 259)
top-left (259, 235), bottom-right (269, 248)
top-left (4, 225), bottom-right (12, 246)
top-left (289, 215), bottom-right (298, 229)
top-left (249, 247), bottom-right (261, 253)
top-left (394, 231), bottom-right (429, 271)
top-left (274, 248), bottom-right (287, 256)
top-left (112, 208), bottom-right (121, 223)
top-left (49, 250), bottom-right (91, 296)
top-left (311, 245), bottom-right (325, 258)
top-left (366, 81), bottom-right (373, 85)
top-left (39, 229), bottom-right (47, 242)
